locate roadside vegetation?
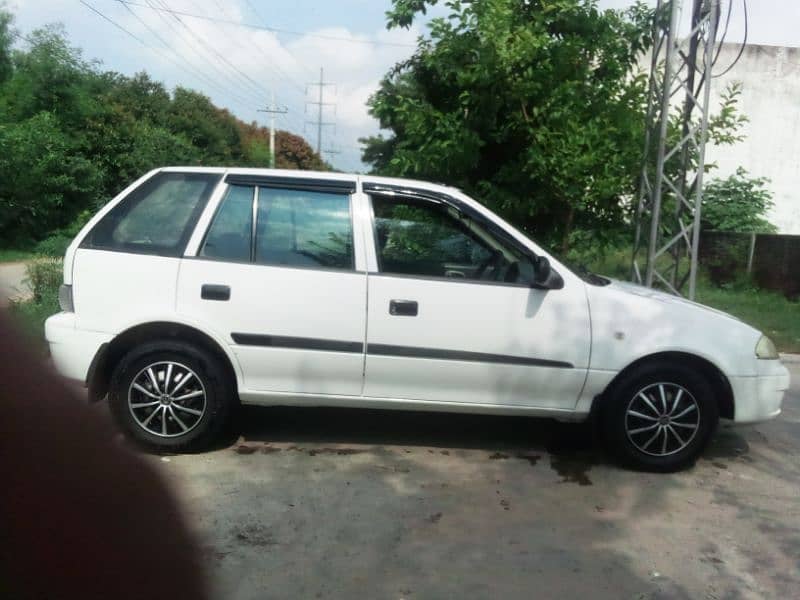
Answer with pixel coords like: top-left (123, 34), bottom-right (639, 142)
top-left (2, 2), bottom-right (797, 355)
top-left (0, 8), bottom-right (327, 259)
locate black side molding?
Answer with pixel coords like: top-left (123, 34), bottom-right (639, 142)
top-left (367, 344), bottom-right (573, 369)
top-left (225, 174), bottom-right (356, 194)
top-left (230, 331), bottom-right (573, 369)
top-left (232, 333), bottom-right (363, 354)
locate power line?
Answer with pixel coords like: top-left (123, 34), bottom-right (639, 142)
top-left (113, 0), bottom-right (417, 47)
top-left (80, 0), bottom-right (147, 45)
top-left (183, 0), bottom-right (306, 96)
top-left (241, 0), bottom-right (314, 80)
top-left (149, 0), bottom-right (271, 101)
top-left (117, 1), bottom-right (256, 107)
top-left (78, 0), bottom-right (254, 112)
top-left (130, 0), bottom-right (264, 106)
top-left (713, 0), bottom-right (748, 78)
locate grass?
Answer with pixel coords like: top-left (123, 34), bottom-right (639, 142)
top-left (0, 248), bottom-right (36, 263)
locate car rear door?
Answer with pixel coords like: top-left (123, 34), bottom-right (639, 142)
top-left (361, 185), bottom-right (590, 410)
top-left (177, 174), bottom-right (367, 397)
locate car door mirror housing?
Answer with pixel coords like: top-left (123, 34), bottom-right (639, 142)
top-left (531, 255), bottom-right (564, 290)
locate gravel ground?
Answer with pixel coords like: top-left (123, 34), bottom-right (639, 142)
top-left (0, 262), bottom-right (29, 307)
top-left (143, 364), bottom-right (800, 600)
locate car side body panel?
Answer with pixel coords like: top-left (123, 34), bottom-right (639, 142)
top-left (45, 167), bottom-right (789, 429)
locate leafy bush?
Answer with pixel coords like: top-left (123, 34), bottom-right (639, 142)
top-left (24, 257), bottom-right (62, 302)
top-left (0, 11), bottom-right (327, 248)
top-left (702, 168), bottom-right (777, 233)
top-left (10, 258), bottom-right (62, 348)
top-left (33, 209), bottom-right (92, 256)
top-left (34, 234), bottom-right (73, 257)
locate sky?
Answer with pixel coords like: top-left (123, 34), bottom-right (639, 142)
top-left (6, 1), bottom-right (798, 173)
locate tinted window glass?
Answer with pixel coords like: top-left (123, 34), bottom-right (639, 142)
top-left (201, 185), bottom-right (253, 261)
top-left (372, 195), bottom-right (532, 283)
top-left (84, 172), bottom-right (219, 256)
top-left (255, 188), bottom-right (353, 269)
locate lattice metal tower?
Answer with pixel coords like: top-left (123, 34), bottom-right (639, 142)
top-left (631, 0), bottom-right (721, 299)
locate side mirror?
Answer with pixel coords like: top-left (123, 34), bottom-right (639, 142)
top-left (532, 255), bottom-right (564, 290)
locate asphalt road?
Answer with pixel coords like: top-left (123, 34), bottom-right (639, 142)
top-left (144, 364), bottom-right (800, 600)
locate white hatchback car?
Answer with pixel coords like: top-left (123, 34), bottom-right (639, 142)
top-left (46, 167), bottom-right (789, 470)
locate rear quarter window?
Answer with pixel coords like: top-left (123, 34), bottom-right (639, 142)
top-left (82, 172), bottom-right (221, 257)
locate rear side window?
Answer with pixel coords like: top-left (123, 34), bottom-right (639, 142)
top-left (201, 185), bottom-right (254, 262)
top-left (256, 189), bottom-right (353, 269)
top-left (83, 172), bottom-right (220, 256)
top-left (199, 185), bottom-right (354, 270)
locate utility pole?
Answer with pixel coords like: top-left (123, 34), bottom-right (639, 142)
top-left (631, 0), bottom-right (720, 299)
top-left (257, 91), bottom-right (288, 168)
top-left (322, 146), bottom-right (341, 165)
top-left (306, 68), bottom-right (336, 156)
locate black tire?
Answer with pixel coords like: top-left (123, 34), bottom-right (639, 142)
top-left (109, 340), bottom-right (235, 452)
top-left (601, 361), bottom-right (719, 472)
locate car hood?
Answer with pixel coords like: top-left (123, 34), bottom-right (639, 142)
top-left (602, 278), bottom-right (744, 324)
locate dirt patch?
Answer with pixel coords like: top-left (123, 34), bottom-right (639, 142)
top-left (231, 525), bottom-right (276, 547)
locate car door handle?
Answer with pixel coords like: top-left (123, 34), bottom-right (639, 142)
top-left (201, 284), bottom-right (230, 301)
top-left (389, 299), bottom-right (418, 316)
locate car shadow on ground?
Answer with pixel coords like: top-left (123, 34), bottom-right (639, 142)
top-left (217, 404), bottom-right (754, 484)
top-left (222, 405), bottom-right (607, 485)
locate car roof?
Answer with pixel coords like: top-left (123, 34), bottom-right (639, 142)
top-left (159, 166), bottom-right (460, 197)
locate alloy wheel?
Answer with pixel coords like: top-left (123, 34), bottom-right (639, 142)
top-left (625, 382), bottom-right (700, 457)
top-left (127, 361), bottom-right (207, 438)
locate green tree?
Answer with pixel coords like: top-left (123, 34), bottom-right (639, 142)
top-left (0, 112), bottom-right (101, 244)
top-left (0, 6), bottom-right (13, 84)
top-left (363, 0), bottom-right (656, 252)
top-left (701, 168), bottom-right (777, 233)
top-left (0, 6), bottom-right (327, 247)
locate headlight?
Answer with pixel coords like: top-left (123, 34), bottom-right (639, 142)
top-left (755, 335), bottom-right (778, 359)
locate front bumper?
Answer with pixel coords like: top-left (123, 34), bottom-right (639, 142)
top-left (728, 359), bottom-right (791, 423)
top-left (45, 312), bottom-right (112, 383)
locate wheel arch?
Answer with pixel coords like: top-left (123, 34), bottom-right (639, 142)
top-left (87, 321), bottom-right (240, 404)
top-left (596, 351), bottom-right (735, 420)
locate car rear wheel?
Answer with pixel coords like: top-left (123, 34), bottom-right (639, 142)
top-left (602, 362), bottom-right (719, 471)
top-left (109, 341), bottom-right (234, 452)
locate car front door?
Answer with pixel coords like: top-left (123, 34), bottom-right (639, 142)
top-left (177, 174), bottom-right (367, 397)
top-left (362, 187), bottom-right (590, 411)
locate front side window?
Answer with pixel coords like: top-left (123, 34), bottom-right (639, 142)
top-left (255, 188), bottom-right (353, 269)
top-left (371, 195), bottom-right (533, 284)
top-left (84, 172), bottom-right (220, 256)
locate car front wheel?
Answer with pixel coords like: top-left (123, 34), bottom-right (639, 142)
top-left (109, 341), bottom-right (234, 452)
top-left (602, 362), bottom-right (719, 471)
